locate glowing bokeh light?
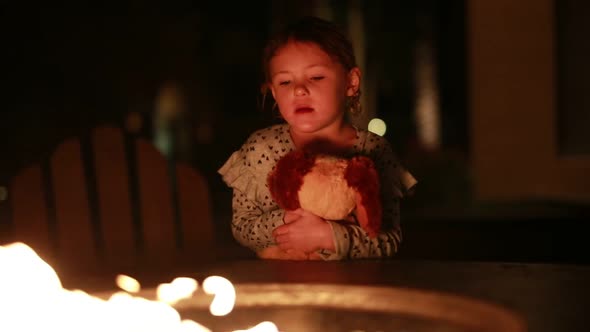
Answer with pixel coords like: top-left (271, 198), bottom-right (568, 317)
top-left (157, 277), bottom-right (198, 305)
top-left (116, 275), bottom-right (141, 293)
top-left (202, 276), bottom-right (236, 316)
top-left (368, 118), bottom-right (387, 136)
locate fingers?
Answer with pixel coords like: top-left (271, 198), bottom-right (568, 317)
top-left (273, 224), bottom-right (289, 237)
top-left (274, 234), bottom-right (292, 250)
top-left (273, 225), bottom-right (293, 250)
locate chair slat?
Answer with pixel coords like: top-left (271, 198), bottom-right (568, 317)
top-left (9, 165), bottom-right (53, 261)
top-left (51, 138), bottom-right (95, 265)
top-left (135, 140), bottom-right (176, 265)
top-left (93, 127), bottom-right (136, 268)
top-left (176, 163), bottom-right (214, 259)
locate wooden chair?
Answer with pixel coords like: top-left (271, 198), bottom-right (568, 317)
top-left (0, 126), bottom-right (215, 277)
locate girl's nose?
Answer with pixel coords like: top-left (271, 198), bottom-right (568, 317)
top-left (294, 83), bottom-right (309, 96)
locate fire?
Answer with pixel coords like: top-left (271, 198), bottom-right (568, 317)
top-left (156, 277), bottom-right (198, 305)
top-left (116, 274), bottom-right (141, 293)
top-left (0, 242), bottom-right (278, 332)
top-left (202, 276), bottom-right (236, 316)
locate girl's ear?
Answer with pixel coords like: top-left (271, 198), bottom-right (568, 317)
top-left (346, 67), bottom-right (361, 97)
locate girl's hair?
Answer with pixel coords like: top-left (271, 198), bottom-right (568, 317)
top-left (262, 16), bottom-right (357, 82)
top-left (260, 16), bottom-right (361, 114)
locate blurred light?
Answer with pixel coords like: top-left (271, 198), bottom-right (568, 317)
top-left (116, 275), bottom-right (141, 293)
top-left (414, 39), bottom-right (441, 150)
top-left (368, 118), bottom-right (387, 136)
top-left (155, 82), bottom-right (186, 119)
top-left (154, 131), bottom-right (173, 157)
top-left (153, 81), bottom-right (193, 161)
top-left (125, 112), bottom-right (143, 134)
top-left (202, 276), bottom-right (235, 316)
top-left (0, 186), bottom-right (6, 202)
top-left (195, 123), bottom-right (213, 145)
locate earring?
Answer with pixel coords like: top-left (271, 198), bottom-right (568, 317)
top-left (347, 90), bottom-right (362, 115)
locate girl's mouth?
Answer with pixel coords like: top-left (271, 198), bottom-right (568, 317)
top-left (295, 107), bottom-right (314, 114)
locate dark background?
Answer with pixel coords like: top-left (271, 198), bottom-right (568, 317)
top-left (1, 1), bottom-right (589, 264)
top-left (0, 1), bottom-right (468, 179)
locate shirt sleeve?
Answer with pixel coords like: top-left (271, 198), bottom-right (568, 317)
top-left (319, 202), bottom-right (402, 260)
top-left (218, 126), bottom-right (290, 252)
top-left (230, 189), bottom-right (285, 251)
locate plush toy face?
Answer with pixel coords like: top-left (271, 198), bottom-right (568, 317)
top-left (298, 156), bottom-right (356, 220)
top-left (268, 150), bottom-right (382, 237)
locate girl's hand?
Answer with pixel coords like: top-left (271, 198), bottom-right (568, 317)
top-left (273, 209), bottom-right (335, 253)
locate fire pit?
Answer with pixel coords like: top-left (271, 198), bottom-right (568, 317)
top-left (1, 242), bottom-right (525, 332)
top-left (106, 283), bottom-right (526, 332)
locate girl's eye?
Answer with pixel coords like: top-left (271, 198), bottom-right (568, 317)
top-left (311, 76), bottom-right (325, 81)
top-left (279, 81), bottom-right (290, 86)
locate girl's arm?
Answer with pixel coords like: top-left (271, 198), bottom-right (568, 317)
top-left (319, 135), bottom-right (411, 260)
top-left (272, 208), bottom-right (335, 253)
top-left (270, 199), bottom-right (401, 260)
top-left (230, 190), bottom-right (285, 251)
top-left (321, 198), bottom-right (402, 259)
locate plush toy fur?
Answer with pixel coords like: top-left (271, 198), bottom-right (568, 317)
top-left (258, 149), bottom-right (381, 260)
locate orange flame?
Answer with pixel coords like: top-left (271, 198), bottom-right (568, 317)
top-left (0, 242), bottom-right (278, 332)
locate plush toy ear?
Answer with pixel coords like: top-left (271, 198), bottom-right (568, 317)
top-left (267, 150), bottom-right (316, 211)
top-left (344, 156), bottom-right (381, 237)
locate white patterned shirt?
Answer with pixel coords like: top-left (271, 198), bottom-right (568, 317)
top-left (218, 123), bottom-right (417, 260)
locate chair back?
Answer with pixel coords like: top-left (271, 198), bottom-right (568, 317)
top-left (0, 126), bottom-right (214, 274)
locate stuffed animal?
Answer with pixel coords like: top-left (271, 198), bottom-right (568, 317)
top-left (257, 149), bottom-right (382, 260)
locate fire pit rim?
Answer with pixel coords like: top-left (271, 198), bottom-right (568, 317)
top-left (94, 282), bottom-right (526, 332)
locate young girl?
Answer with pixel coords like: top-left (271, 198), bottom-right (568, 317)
top-left (218, 16), bottom-right (417, 260)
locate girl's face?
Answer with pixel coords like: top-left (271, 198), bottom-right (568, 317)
top-left (268, 41), bottom-right (360, 134)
